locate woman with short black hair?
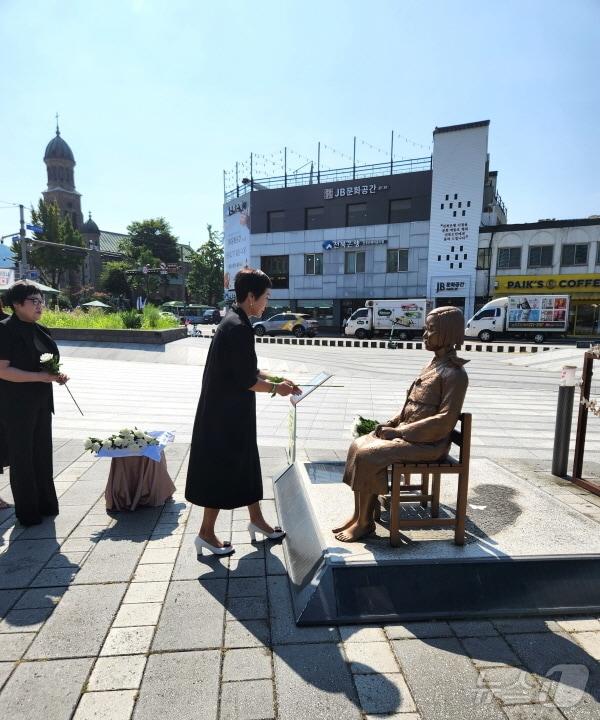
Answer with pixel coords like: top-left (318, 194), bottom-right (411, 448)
top-left (0, 295), bottom-right (9, 509)
top-left (0, 281), bottom-right (68, 525)
top-left (185, 268), bottom-right (301, 556)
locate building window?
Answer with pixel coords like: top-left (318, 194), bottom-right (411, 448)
top-left (497, 247), bottom-right (522, 270)
top-left (346, 203), bottom-right (367, 227)
top-left (267, 210), bottom-right (285, 233)
top-left (528, 245), bottom-right (553, 268)
top-left (386, 249), bottom-right (408, 273)
top-left (305, 207), bottom-right (324, 230)
top-left (389, 198), bottom-right (411, 223)
top-left (561, 243), bottom-right (588, 266)
top-left (296, 300), bottom-right (335, 327)
top-left (345, 251), bottom-right (365, 274)
top-left (261, 255), bottom-right (289, 289)
top-left (304, 253), bottom-right (323, 275)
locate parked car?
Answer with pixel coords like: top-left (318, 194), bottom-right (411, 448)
top-left (252, 313), bottom-right (319, 337)
top-left (198, 309), bottom-right (222, 325)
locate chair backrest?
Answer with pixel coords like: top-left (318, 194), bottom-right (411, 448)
top-left (449, 413), bottom-right (472, 465)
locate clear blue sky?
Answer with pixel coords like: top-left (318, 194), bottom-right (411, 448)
top-left (1, 0), bottom-right (598, 249)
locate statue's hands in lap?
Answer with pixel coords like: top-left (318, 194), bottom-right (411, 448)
top-left (376, 426), bottom-right (402, 440)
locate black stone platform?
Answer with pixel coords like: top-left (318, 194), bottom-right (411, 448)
top-left (273, 460), bottom-right (600, 625)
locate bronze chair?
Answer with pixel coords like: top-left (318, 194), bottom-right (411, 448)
top-left (387, 413), bottom-right (472, 547)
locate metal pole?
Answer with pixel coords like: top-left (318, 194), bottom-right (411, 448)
top-left (250, 153), bottom-right (253, 191)
top-left (317, 142), bottom-right (321, 183)
top-left (390, 131), bottom-right (394, 175)
top-left (19, 204), bottom-right (27, 280)
top-left (353, 136), bottom-right (356, 180)
top-left (235, 162), bottom-right (239, 198)
top-left (284, 147), bottom-right (287, 187)
top-left (573, 353), bottom-right (593, 479)
top-left (552, 365), bottom-right (577, 476)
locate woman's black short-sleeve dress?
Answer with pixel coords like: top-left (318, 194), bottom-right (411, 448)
top-left (185, 306), bottom-right (262, 509)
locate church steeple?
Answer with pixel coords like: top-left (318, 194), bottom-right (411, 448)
top-left (42, 118), bottom-right (83, 229)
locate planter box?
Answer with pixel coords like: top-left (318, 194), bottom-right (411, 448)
top-left (49, 327), bottom-right (187, 345)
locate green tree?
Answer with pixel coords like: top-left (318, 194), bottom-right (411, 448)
top-left (99, 261), bottom-right (131, 297)
top-left (121, 217), bottom-right (179, 263)
top-left (12, 199), bottom-right (85, 288)
top-left (187, 225), bottom-right (224, 305)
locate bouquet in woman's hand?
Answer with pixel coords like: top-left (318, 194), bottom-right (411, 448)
top-left (40, 353), bottom-right (61, 374)
top-left (351, 416), bottom-right (379, 438)
top-left (267, 375), bottom-right (285, 397)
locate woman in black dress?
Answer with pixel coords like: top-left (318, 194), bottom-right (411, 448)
top-left (0, 282), bottom-right (68, 525)
top-left (0, 295), bottom-right (9, 509)
top-left (185, 268), bottom-right (301, 556)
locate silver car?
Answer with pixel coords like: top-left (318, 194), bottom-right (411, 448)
top-left (253, 313), bottom-right (319, 338)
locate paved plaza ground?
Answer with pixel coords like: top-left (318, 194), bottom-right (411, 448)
top-left (1, 339), bottom-right (599, 719)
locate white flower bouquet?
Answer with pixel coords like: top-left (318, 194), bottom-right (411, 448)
top-left (351, 416), bottom-right (380, 438)
top-left (84, 429), bottom-right (175, 462)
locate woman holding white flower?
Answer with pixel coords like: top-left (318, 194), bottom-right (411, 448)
top-left (0, 281), bottom-right (68, 526)
top-left (186, 268), bottom-right (301, 556)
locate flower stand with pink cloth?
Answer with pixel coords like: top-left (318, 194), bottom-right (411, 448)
top-left (100, 430), bottom-right (177, 511)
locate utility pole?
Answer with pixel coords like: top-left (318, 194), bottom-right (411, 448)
top-left (19, 204), bottom-right (27, 280)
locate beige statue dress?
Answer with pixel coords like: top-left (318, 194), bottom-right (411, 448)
top-left (334, 305), bottom-right (469, 541)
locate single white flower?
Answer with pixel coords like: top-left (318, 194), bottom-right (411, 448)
top-left (92, 442), bottom-right (101, 452)
top-left (351, 416), bottom-right (361, 439)
top-left (84, 438), bottom-right (93, 450)
top-left (40, 353), bottom-right (54, 363)
top-left (137, 438), bottom-right (147, 447)
top-left (102, 439), bottom-right (113, 448)
top-left (134, 430), bottom-right (145, 439)
top-left (113, 437), bottom-right (123, 447)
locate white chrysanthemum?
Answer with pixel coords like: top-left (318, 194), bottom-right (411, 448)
top-left (92, 442), bottom-right (101, 452)
top-left (351, 416), bottom-right (361, 438)
top-left (84, 438), bottom-right (93, 450)
top-left (40, 353), bottom-right (54, 363)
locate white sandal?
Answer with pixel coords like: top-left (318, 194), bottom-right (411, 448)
top-left (194, 535), bottom-right (235, 557)
top-left (248, 522), bottom-right (286, 542)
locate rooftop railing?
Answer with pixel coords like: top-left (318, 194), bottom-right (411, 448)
top-left (224, 156), bottom-right (432, 201)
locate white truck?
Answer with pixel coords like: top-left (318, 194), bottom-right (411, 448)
top-left (344, 299), bottom-right (428, 340)
top-left (465, 294), bottom-right (570, 344)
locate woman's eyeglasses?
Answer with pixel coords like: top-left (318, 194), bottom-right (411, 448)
top-left (25, 298), bottom-right (45, 307)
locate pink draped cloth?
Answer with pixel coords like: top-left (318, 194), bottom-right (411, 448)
top-left (105, 452), bottom-right (176, 511)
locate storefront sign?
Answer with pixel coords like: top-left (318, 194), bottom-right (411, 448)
top-left (435, 279), bottom-right (465, 293)
top-left (322, 238), bottom-right (387, 250)
top-left (0, 269), bottom-right (15, 287)
top-left (496, 274), bottom-right (600, 294)
top-left (223, 196), bottom-right (251, 291)
top-left (324, 183), bottom-right (389, 200)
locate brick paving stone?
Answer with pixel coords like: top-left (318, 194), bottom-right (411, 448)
top-left (340, 625), bottom-right (387, 643)
top-left (503, 707), bottom-right (570, 719)
top-left (273, 643), bottom-right (361, 719)
top-left (113, 602), bottom-right (162, 628)
top-left (30, 567), bottom-right (80, 586)
top-left (171, 541), bottom-right (228, 581)
top-left (132, 563), bottom-right (173, 582)
top-left (0, 538), bottom-right (60, 588)
top-left (100, 625), bottom-right (155, 656)
top-left (0, 657), bottom-right (93, 720)
top-left (45, 551), bottom-right (88, 568)
top-left (224, 619), bottom-right (271, 648)
top-left (354, 673), bottom-right (417, 715)
top-left (557, 618), bottom-right (600, 633)
top-left (219, 679), bottom-right (274, 720)
top-left (0, 661), bottom-right (14, 690)
top-left (481, 666), bottom-right (542, 705)
top-left (0, 632), bottom-right (35, 660)
top-left (227, 596), bottom-right (268, 621)
top-left (491, 618), bottom-right (558, 634)
top-left (88, 655), bottom-right (147, 690)
top-left (0, 590), bottom-right (21, 617)
top-left (344, 641), bottom-right (399, 674)
top-left (364, 714), bottom-right (421, 720)
top-left (461, 635), bottom-right (522, 668)
top-left (392, 637), bottom-right (507, 719)
top-left (265, 543), bottom-right (287, 576)
top-left (59, 538), bottom-right (96, 552)
top-left (385, 622), bottom-right (453, 640)
top-left (139, 547), bottom-right (179, 564)
top-left (123, 581), bottom-right (169, 604)
top-left (13, 586), bottom-right (66, 609)
top-left (152, 579), bottom-right (225, 651)
top-left (73, 538), bottom-right (147, 584)
top-left (145, 534), bottom-right (183, 549)
top-left (573, 631), bottom-right (600, 660)
top-left (25, 583), bottom-right (126, 659)
top-left (222, 647), bottom-right (272, 681)
top-left (133, 650), bottom-right (220, 720)
top-left (228, 557), bottom-right (266, 578)
top-left (0, 606), bottom-right (53, 633)
top-left (268, 576), bottom-right (339, 645)
top-left (73, 690), bottom-right (137, 720)
top-left (449, 620), bottom-right (499, 637)
top-left (228, 576), bottom-right (267, 598)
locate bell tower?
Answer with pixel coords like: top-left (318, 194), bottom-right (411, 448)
top-left (42, 116), bottom-right (83, 229)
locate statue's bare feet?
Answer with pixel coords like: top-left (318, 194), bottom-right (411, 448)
top-left (331, 515), bottom-right (358, 534)
top-left (335, 522), bottom-right (376, 543)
